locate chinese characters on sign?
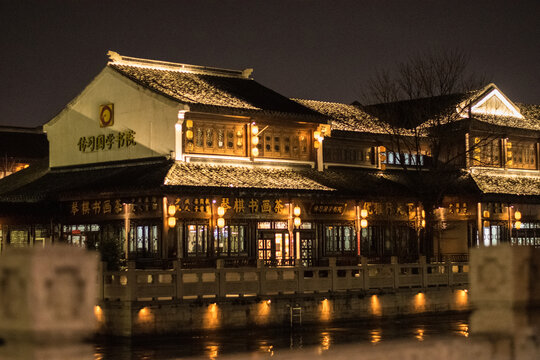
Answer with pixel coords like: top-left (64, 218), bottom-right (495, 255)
top-left (311, 204), bottom-right (347, 215)
top-left (448, 203), bottom-right (468, 215)
top-left (69, 197), bottom-right (159, 216)
top-left (172, 197), bottom-right (286, 214)
top-left (77, 130), bottom-right (136, 152)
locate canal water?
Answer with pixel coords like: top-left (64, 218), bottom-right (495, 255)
top-left (93, 312), bottom-right (470, 359)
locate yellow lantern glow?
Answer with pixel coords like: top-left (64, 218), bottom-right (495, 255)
top-left (421, 210), bottom-right (425, 218)
top-left (515, 221), bottom-right (522, 229)
top-left (360, 219), bottom-right (368, 228)
top-left (514, 211), bottom-right (521, 220)
top-left (251, 135), bottom-right (259, 145)
top-left (167, 204), bottom-right (176, 216)
top-left (483, 210), bottom-right (490, 218)
top-left (483, 220), bottom-right (490, 228)
top-left (251, 124), bottom-right (259, 135)
top-left (217, 206), bottom-right (225, 217)
top-left (294, 217), bottom-right (302, 227)
top-left (314, 140), bottom-right (320, 149)
top-left (185, 119), bottom-right (193, 128)
top-left (293, 206), bottom-right (301, 217)
top-left (421, 219), bottom-right (426, 228)
top-left (167, 216), bottom-right (176, 228)
top-left (186, 129), bottom-right (194, 140)
top-left (360, 209), bottom-right (368, 218)
top-left (217, 217), bottom-right (225, 228)
top-left (252, 147), bottom-right (259, 157)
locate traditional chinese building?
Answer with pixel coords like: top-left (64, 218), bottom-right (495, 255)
top-left (0, 51), bottom-right (539, 268)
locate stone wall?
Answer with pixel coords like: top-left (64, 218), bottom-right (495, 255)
top-left (97, 287), bottom-right (470, 336)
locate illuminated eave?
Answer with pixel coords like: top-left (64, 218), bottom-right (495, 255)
top-left (457, 88), bottom-right (524, 119)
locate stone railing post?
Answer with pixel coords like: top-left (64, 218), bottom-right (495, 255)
top-left (173, 259), bottom-right (182, 300)
top-left (127, 260), bottom-right (137, 301)
top-left (329, 257), bottom-right (337, 292)
top-left (0, 245), bottom-right (98, 359)
top-left (391, 256), bottom-right (399, 288)
top-left (97, 261), bottom-right (106, 301)
top-left (361, 256), bottom-right (369, 290)
top-left (216, 259), bottom-right (225, 298)
top-left (257, 259), bottom-right (265, 296)
top-left (419, 256), bottom-right (427, 288)
top-left (445, 258), bottom-right (452, 286)
top-left (470, 244), bottom-right (540, 335)
top-left (296, 262), bottom-right (304, 294)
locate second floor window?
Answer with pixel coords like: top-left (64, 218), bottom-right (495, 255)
top-left (385, 151), bottom-right (425, 166)
top-left (256, 127), bottom-right (311, 160)
top-left (507, 141), bottom-right (537, 170)
top-left (324, 144), bottom-right (373, 165)
top-left (472, 138), bottom-right (501, 167)
top-left (186, 120), bottom-right (246, 156)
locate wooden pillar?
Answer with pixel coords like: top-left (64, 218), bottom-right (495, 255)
top-left (477, 202), bottom-right (483, 247)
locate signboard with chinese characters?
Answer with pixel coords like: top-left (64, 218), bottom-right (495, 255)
top-left (171, 197), bottom-right (288, 215)
top-left (361, 202), bottom-right (414, 217)
top-left (77, 129), bottom-right (136, 153)
top-left (66, 197), bottom-right (160, 218)
top-left (310, 204), bottom-right (347, 215)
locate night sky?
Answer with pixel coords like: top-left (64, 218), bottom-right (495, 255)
top-left (1, 0), bottom-right (539, 128)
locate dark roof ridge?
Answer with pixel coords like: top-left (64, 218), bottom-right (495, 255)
top-left (50, 156), bottom-right (171, 173)
top-left (107, 50), bottom-right (253, 79)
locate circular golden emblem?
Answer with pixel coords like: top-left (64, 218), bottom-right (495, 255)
top-left (99, 105), bottom-right (113, 127)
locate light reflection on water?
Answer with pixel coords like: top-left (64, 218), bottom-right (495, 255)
top-left (94, 313), bottom-right (470, 360)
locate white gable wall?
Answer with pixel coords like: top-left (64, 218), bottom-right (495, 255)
top-left (44, 67), bottom-right (186, 168)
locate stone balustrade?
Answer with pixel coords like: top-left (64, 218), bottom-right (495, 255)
top-left (100, 258), bottom-right (469, 302)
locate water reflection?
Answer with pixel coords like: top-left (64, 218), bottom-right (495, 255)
top-left (318, 331), bottom-right (331, 353)
top-left (414, 327), bottom-right (425, 341)
top-left (456, 321), bottom-right (469, 338)
top-left (94, 313), bottom-right (470, 359)
top-left (370, 329), bottom-right (382, 344)
top-left (205, 344), bottom-right (219, 359)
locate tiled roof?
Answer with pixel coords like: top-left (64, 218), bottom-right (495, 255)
top-left (0, 128), bottom-right (48, 160)
top-left (292, 99), bottom-right (389, 134)
top-left (362, 86), bottom-right (540, 132)
top-left (164, 162), bottom-right (333, 192)
top-left (471, 169), bottom-right (540, 196)
top-left (0, 159), bottom-right (172, 202)
top-left (362, 92), bottom-right (471, 129)
top-left (0, 159), bottom-right (419, 202)
top-left (109, 61), bottom-right (323, 122)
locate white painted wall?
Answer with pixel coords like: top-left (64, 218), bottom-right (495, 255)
top-left (44, 67), bottom-right (187, 168)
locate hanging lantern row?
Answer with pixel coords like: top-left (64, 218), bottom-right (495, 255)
top-left (217, 206), bottom-right (226, 228)
top-left (251, 123), bottom-right (259, 157)
top-left (293, 206), bottom-right (301, 228)
top-left (514, 209), bottom-right (522, 229)
top-left (167, 204), bottom-right (176, 228)
top-left (360, 208), bottom-right (368, 228)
